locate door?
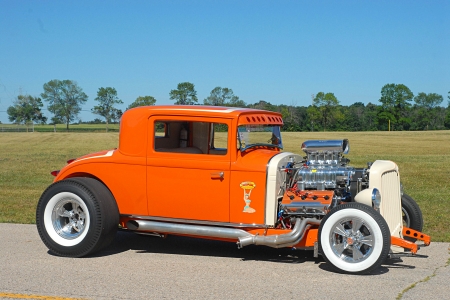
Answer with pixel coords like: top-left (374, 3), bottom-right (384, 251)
top-left (147, 117), bottom-right (231, 222)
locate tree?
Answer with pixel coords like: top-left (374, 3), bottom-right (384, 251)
top-left (203, 87), bottom-right (246, 107)
top-left (127, 96), bottom-right (157, 110)
top-left (343, 102), bottom-right (365, 131)
top-left (279, 101), bottom-right (301, 131)
top-left (7, 95), bottom-right (47, 131)
top-left (110, 108), bottom-right (123, 124)
top-left (228, 96), bottom-right (246, 107)
top-left (49, 116), bottom-right (62, 132)
top-left (414, 92), bottom-right (443, 109)
top-left (169, 82), bottom-right (198, 105)
top-left (306, 105), bottom-right (320, 131)
top-left (365, 102), bottom-right (380, 131)
top-left (413, 92), bottom-right (444, 130)
top-left (310, 92), bottom-right (341, 131)
top-left (378, 83), bottom-right (413, 130)
top-left (294, 106), bottom-right (310, 131)
top-left (445, 91), bottom-right (450, 129)
top-left (92, 87), bottom-right (123, 132)
top-left (248, 100), bottom-right (276, 112)
top-left (41, 79), bottom-right (88, 130)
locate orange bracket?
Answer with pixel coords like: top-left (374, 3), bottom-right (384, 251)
top-left (391, 236), bottom-right (418, 254)
top-left (403, 227), bottom-right (431, 246)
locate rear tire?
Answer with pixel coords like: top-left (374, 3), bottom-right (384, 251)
top-left (319, 203), bottom-right (390, 274)
top-left (36, 177), bottom-right (119, 257)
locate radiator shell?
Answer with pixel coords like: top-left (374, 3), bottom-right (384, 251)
top-left (368, 160), bottom-right (403, 252)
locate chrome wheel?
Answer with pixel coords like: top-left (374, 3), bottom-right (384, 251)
top-left (52, 196), bottom-right (88, 240)
top-left (43, 191), bottom-right (90, 247)
top-left (329, 216), bottom-right (374, 263)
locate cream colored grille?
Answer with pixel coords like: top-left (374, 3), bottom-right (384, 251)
top-left (380, 170), bottom-right (403, 238)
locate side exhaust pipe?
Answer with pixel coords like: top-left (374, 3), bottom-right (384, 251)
top-left (127, 220), bottom-right (253, 240)
top-left (126, 218), bottom-right (320, 249)
top-left (237, 218), bottom-right (321, 248)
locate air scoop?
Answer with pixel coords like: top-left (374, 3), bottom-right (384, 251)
top-left (301, 139), bottom-right (349, 154)
top-left (301, 139), bottom-right (349, 166)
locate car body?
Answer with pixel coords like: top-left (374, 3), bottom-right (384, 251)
top-left (36, 105), bottom-right (430, 274)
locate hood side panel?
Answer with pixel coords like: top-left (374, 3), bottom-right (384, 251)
top-left (265, 152), bottom-right (303, 226)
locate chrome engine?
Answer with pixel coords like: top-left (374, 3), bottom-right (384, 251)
top-left (292, 139), bottom-right (363, 192)
top-left (277, 139), bottom-right (404, 244)
top-left (277, 139), bottom-right (369, 226)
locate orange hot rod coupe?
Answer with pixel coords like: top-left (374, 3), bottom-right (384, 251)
top-left (36, 105), bottom-right (430, 274)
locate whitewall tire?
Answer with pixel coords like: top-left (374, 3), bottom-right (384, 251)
top-left (36, 177), bottom-right (119, 257)
top-left (318, 203), bottom-right (390, 274)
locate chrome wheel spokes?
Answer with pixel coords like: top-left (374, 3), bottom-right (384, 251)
top-left (52, 197), bottom-right (87, 240)
top-left (329, 217), bottom-right (375, 263)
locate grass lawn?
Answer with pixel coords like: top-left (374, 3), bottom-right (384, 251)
top-left (0, 130), bottom-right (449, 241)
top-left (0, 123), bottom-right (120, 132)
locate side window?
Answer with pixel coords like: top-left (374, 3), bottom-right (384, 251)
top-left (154, 122), bottom-right (167, 137)
top-left (209, 123), bottom-right (228, 155)
top-left (154, 120), bottom-right (193, 152)
top-left (153, 120), bottom-right (228, 155)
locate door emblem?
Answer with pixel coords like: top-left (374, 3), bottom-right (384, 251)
top-left (240, 181), bottom-right (256, 213)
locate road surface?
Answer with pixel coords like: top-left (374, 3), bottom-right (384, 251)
top-left (0, 224), bottom-right (448, 300)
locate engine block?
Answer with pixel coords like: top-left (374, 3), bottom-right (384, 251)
top-left (294, 167), bottom-right (355, 190)
top-left (295, 139), bottom-right (357, 190)
top-left (280, 139), bottom-right (368, 218)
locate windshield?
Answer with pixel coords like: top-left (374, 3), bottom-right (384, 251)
top-left (238, 125), bottom-right (283, 151)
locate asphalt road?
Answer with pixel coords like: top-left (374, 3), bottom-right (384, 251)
top-left (0, 223), bottom-right (448, 300)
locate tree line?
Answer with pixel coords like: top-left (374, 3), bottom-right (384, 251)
top-left (6, 79), bottom-right (450, 131)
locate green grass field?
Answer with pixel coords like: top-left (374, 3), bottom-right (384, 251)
top-left (0, 131), bottom-right (449, 241)
top-left (0, 123), bottom-right (120, 132)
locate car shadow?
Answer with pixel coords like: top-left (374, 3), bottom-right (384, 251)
top-left (318, 256), bottom-right (420, 275)
top-left (87, 231), bottom-right (422, 275)
top-left (92, 230), bottom-right (321, 265)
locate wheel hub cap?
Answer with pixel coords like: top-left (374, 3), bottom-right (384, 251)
top-left (346, 237), bottom-right (354, 246)
top-left (330, 216), bottom-right (375, 263)
top-left (52, 197), bottom-right (87, 239)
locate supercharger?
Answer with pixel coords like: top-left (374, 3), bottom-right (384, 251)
top-left (273, 139), bottom-right (404, 245)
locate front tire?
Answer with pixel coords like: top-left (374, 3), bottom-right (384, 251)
top-left (36, 177), bottom-right (119, 257)
top-left (402, 193), bottom-right (423, 242)
top-left (319, 203), bottom-right (390, 274)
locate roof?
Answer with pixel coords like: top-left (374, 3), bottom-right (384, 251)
top-left (119, 105), bottom-right (283, 156)
top-left (124, 105), bottom-right (281, 119)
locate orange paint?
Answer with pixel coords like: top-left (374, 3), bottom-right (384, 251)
top-left (52, 105), bottom-right (430, 254)
top-left (402, 227), bottom-right (431, 246)
top-left (391, 236), bottom-right (418, 254)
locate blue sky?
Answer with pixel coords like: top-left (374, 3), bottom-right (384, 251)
top-left (1, 0), bottom-right (449, 123)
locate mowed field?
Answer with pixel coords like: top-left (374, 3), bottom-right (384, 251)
top-left (0, 123), bottom-right (120, 132)
top-left (0, 130), bottom-right (449, 241)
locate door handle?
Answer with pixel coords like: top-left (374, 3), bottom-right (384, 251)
top-left (210, 171), bottom-right (224, 179)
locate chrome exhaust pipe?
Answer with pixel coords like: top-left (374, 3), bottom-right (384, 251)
top-left (127, 220), bottom-right (253, 240)
top-left (237, 218), bottom-right (321, 248)
top-left (126, 218), bottom-right (320, 249)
